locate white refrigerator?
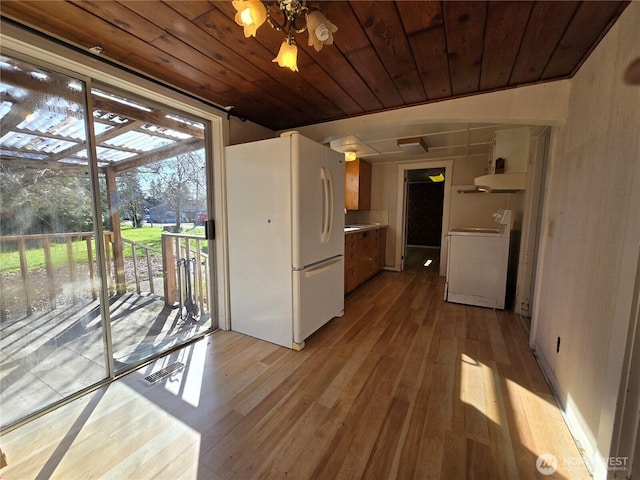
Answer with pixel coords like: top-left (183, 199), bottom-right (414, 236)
top-left (225, 133), bottom-right (345, 350)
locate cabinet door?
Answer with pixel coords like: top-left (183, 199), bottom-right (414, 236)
top-left (345, 267), bottom-right (358, 293)
top-left (345, 159), bottom-right (371, 210)
top-left (358, 160), bottom-right (371, 210)
top-left (344, 228), bottom-right (386, 292)
top-left (356, 232), bottom-right (369, 284)
top-left (345, 160), bottom-right (360, 211)
top-left (345, 233), bottom-right (357, 270)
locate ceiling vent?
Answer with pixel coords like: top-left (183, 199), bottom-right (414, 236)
top-left (397, 137), bottom-right (428, 155)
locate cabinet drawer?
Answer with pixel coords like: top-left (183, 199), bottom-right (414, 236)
top-left (345, 234), bottom-right (357, 254)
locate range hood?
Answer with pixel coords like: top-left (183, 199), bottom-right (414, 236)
top-left (473, 172), bottom-right (526, 193)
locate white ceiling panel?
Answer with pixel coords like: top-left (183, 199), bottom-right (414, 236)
top-left (330, 122), bottom-right (539, 164)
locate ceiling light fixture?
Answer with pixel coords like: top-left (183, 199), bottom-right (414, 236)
top-left (397, 137), bottom-right (428, 155)
top-left (344, 151), bottom-right (357, 162)
top-left (232, 0), bottom-right (337, 72)
top-left (426, 168), bottom-right (444, 182)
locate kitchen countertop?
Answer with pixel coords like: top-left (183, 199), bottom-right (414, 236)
top-left (344, 224), bottom-right (387, 233)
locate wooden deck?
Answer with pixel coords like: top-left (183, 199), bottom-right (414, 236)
top-left (0, 292), bottom-right (211, 428)
top-left (0, 270), bottom-right (590, 479)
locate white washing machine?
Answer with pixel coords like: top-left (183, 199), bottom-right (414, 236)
top-left (444, 210), bottom-right (512, 309)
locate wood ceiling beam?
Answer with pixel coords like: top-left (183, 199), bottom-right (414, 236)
top-left (0, 68), bottom-right (205, 139)
top-left (91, 96), bottom-right (205, 139)
top-left (112, 138), bottom-right (203, 174)
top-left (0, 103), bottom-right (30, 135)
top-left (45, 119), bottom-right (146, 163)
top-left (94, 119), bottom-right (144, 145)
top-left (0, 154), bottom-right (88, 173)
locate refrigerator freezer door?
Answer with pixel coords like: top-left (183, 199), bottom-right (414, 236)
top-left (292, 256), bottom-right (344, 344)
top-left (226, 138), bottom-right (294, 348)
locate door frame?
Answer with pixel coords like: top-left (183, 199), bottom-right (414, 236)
top-left (394, 160), bottom-right (453, 276)
top-left (608, 260), bottom-right (640, 479)
top-left (515, 128), bottom-right (549, 318)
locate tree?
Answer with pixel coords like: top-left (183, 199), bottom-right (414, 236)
top-left (0, 166), bottom-right (93, 235)
top-left (140, 150), bottom-right (205, 231)
top-left (116, 170), bottom-right (145, 228)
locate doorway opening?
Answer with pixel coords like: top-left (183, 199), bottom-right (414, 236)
top-left (403, 169), bottom-right (445, 275)
top-left (395, 160), bottom-right (452, 276)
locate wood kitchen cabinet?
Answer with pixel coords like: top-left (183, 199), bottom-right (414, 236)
top-left (345, 159), bottom-right (371, 210)
top-left (344, 227), bottom-right (387, 294)
top-left (344, 233), bottom-right (358, 293)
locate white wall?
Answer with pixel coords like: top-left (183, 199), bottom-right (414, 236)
top-left (229, 116), bottom-right (275, 145)
top-left (296, 80), bottom-right (571, 145)
top-left (531, 3), bottom-right (640, 478)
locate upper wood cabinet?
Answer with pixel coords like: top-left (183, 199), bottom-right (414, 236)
top-left (345, 159), bottom-right (371, 211)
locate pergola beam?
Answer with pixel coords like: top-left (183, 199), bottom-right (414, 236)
top-left (0, 69), bottom-right (204, 138)
top-left (46, 119), bottom-right (145, 163)
top-left (0, 155), bottom-right (89, 172)
top-left (113, 138), bottom-right (203, 174)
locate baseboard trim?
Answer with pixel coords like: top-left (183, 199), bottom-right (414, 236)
top-left (533, 346), bottom-right (597, 477)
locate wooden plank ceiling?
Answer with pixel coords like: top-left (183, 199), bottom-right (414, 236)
top-left (0, 1), bottom-right (630, 131)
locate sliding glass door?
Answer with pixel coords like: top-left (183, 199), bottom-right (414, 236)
top-left (0, 55), bottom-right (108, 428)
top-left (0, 53), bottom-right (215, 430)
top-left (91, 86), bottom-right (213, 372)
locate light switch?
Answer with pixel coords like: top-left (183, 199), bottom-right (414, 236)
top-left (548, 220), bottom-right (555, 237)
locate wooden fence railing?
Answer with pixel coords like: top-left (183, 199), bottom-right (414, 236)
top-left (1, 231), bottom-right (210, 320)
top-left (161, 233), bottom-right (210, 316)
top-left (121, 238), bottom-right (162, 296)
top-left (0, 232), bottom-right (109, 317)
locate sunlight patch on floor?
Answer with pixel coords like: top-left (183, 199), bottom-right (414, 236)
top-left (460, 353), bottom-right (502, 427)
top-left (139, 339), bottom-right (208, 408)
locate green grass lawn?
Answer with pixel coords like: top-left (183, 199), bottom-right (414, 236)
top-left (121, 224), bottom-right (166, 249)
top-left (0, 223), bottom-right (205, 274)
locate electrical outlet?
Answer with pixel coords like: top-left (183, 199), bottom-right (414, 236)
top-left (556, 336), bottom-right (561, 353)
top-left (548, 220), bottom-right (556, 237)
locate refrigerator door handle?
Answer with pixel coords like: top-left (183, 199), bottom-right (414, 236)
top-left (304, 255), bottom-right (342, 276)
top-left (320, 168), bottom-right (329, 243)
top-left (326, 167), bottom-right (334, 242)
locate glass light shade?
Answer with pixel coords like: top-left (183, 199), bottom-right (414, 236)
top-left (273, 40), bottom-right (299, 72)
top-left (344, 152), bottom-right (357, 162)
top-left (232, 0), bottom-right (267, 37)
top-left (306, 10), bottom-right (338, 52)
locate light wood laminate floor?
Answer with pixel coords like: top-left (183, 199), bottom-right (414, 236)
top-left (0, 271), bottom-right (590, 479)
